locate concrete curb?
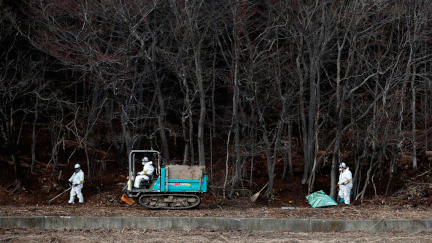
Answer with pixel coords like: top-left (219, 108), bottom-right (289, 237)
top-left (1, 216), bottom-right (432, 232)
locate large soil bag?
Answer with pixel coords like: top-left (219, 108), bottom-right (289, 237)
top-left (306, 190), bottom-right (338, 208)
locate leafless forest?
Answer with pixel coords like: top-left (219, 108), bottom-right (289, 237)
top-left (1, 0), bottom-right (432, 203)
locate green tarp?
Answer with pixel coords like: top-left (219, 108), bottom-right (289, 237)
top-left (306, 190), bottom-right (338, 208)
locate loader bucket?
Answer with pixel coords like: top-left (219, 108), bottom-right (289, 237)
top-left (121, 194), bottom-right (135, 205)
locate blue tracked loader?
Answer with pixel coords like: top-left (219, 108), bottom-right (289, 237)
top-left (125, 150), bottom-right (208, 209)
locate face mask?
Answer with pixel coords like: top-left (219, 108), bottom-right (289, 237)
top-left (339, 168), bottom-right (343, 172)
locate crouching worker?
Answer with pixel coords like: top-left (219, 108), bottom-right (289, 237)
top-left (134, 157), bottom-right (154, 188)
top-left (68, 164), bottom-right (84, 204)
top-left (337, 162), bottom-right (353, 205)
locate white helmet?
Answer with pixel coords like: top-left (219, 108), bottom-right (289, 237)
top-left (74, 164), bottom-right (81, 169)
top-left (339, 163), bottom-right (347, 169)
top-left (142, 157), bottom-right (149, 162)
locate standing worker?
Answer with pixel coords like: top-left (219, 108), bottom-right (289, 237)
top-left (134, 157), bottom-right (154, 188)
top-left (337, 162), bottom-right (353, 205)
top-left (68, 164), bottom-right (84, 204)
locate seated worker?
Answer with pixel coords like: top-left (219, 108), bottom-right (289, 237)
top-left (134, 157), bottom-right (154, 188)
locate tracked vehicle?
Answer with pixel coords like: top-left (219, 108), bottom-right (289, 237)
top-left (125, 150), bottom-right (208, 209)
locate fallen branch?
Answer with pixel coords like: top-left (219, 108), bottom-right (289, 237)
top-left (411, 171), bottom-right (430, 180)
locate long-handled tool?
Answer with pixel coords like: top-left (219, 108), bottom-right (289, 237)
top-left (250, 174), bottom-right (277, 202)
top-left (47, 186), bottom-right (72, 205)
top-left (250, 182), bottom-right (269, 202)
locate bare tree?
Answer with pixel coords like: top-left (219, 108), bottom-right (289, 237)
top-left (23, 0), bottom-right (172, 172)
top-left (279, 0), bottom-right (337, 186)
top-left (0, 8), bottom-right (44, 191)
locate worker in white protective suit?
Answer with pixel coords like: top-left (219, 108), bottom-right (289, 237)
top-left (337, 162), bottom-right (353, 205)
top-left (134, 157), bottom-right (155, 188)
top-left (68, 164), bottom-right (85, 204)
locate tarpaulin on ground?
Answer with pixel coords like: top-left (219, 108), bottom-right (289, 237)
top-left (306, 190), bottom-right (338, 208)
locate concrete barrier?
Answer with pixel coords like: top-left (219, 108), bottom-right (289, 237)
top-left (1, 216), bottom-right (432, 232)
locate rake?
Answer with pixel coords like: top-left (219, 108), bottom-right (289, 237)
top-left (250, 181), bottom-right (269, 202)
top-left (47, 186), bottom-right (72, 205)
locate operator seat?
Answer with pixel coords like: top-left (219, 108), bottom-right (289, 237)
top-left (139, 174), bottom-right (154, 189)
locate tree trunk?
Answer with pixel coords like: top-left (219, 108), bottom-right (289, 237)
top-left (288, 122), bottom-right (293, 176)
top-left (0, 108), bottom-right (26, 192)
top-left (331, 35), bottom-right (346, 199)
top-left (194, 47), bottom-right (206, 167)
top-left (10, 146), bottom-right (25, 193)
top-left (303, 63), bottom-right (319, 184)
top-left (232, 26), bottom-right (241, 184)
top-left (31, 96), bottom-right (39, 173)
top-left (154, 77), bottom-right (170, 164)
top-left (181, 108), bottom-right (190, 165)
top-left (121, 106), bottom-right (132, 158)
top-left (411, 66), bottom-right (417, 170)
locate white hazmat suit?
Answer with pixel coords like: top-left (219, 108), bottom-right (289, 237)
top-left (68, 164), bottom-right (84, 204)
top-left (337, 163), bottom-right (353, 205)
top-left (134, 157), bottom-right (155, 188)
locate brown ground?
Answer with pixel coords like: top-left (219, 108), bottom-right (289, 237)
top-left (1, 203), bottom-right (432, 220)
top-left (1, 150), bottom-right (432, 220)
top-left (1, 227), bottom-right (432, 243)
